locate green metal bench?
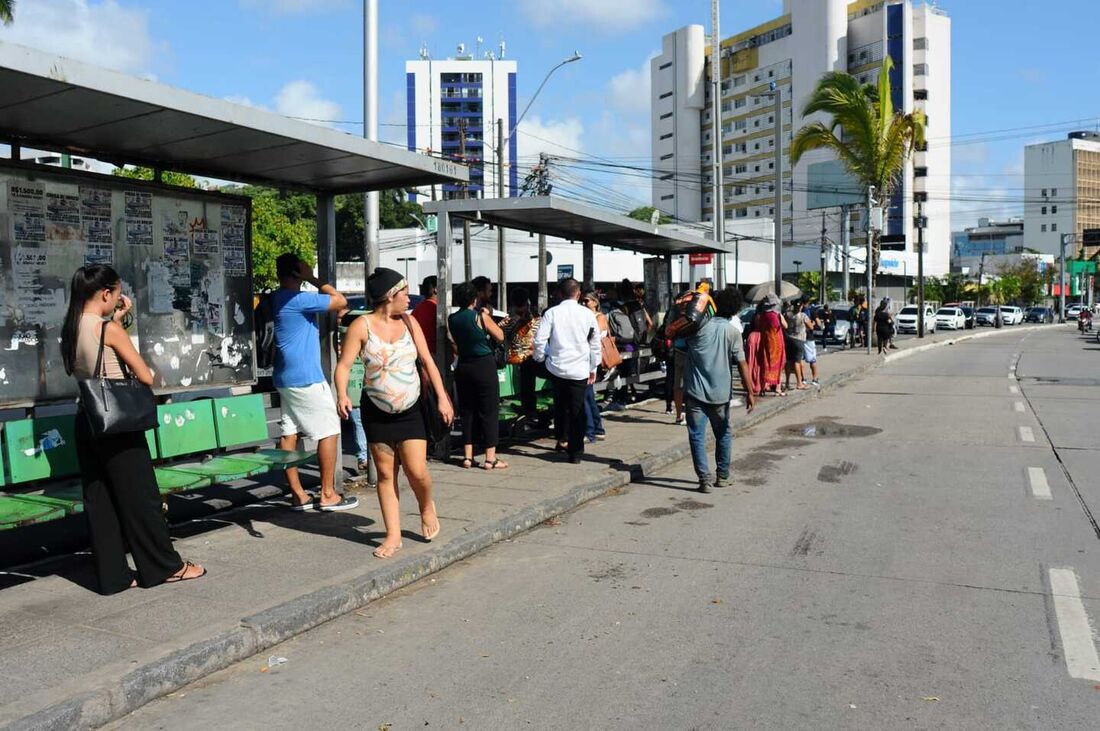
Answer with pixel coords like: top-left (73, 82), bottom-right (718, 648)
top-left (0, 394), bottom-right (314, 530)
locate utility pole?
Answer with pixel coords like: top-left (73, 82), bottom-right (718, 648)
top-left (459, 118), bottom-right (472, 282)
top-left (820, 210), bottom-right (828, 304)
top-left (841, 204), bottom-right (851, 302)
top-left (772, 84), bottom-right (784, 299)
top-left (916, 200), bottom-right (926, 338)
top-left (497, 118), bottom-right (507, 308)
top-left (363, 0), bottom-right (379, 287)
top-left (538, 233), bottom-right (548, 313)
top-left (710, 0), bottom-right (726, 288)
top-left (866, 185), bottom-right (877, 355)
top-left (1059, 233), bottom-right (1070, 323)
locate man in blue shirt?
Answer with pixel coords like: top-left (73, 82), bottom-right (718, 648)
top-left (272, 253), bottom-right (358, 511)
top-left (683, 288), bottom-right (756, 493)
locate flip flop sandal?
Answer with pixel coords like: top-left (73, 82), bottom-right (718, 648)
top-left (460, 458), bottom-right (475, 469)
top-left (164, 561), bottom-right (206, 583)
top-left (317, 495), bottom-right (360, 512)
top-left (373, 542), bottom-right (403, 559)
top-left (288, 495), bottom-right (316, 511)
top-left (483, 459), bottom-right (509, 470)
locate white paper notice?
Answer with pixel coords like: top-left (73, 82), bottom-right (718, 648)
top-left (147, 261), bottom-right (174, 314)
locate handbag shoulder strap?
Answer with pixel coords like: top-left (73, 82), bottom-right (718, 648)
top-left (95, 318), bottom-right (133, 380)
top-left (398, 313), bottom-right (426, 368)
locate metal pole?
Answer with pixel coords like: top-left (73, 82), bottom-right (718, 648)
top-left (710, 0), bottom-right (726, 289)
top-left (538, 234), bottom-right (548, 312)
top-left (582, 241), bottom-right (594, 291)
top-left (841, 204), bottom-right (851, 302)
top-left (917, 200), bottom-right (926, 338)
top-left (866, 186), bottom-right (874, 355)
top-left (1059, 234), bottom-right (1068, 323)
top-left (363, 0), bottom-right (379, 288)
top-left (497, 118), bottom-right (507, 306)
top-left (316, 193), bottom-right (338, 379)
top-left (820, 211), bottom-right (828, 304)
top-left (773, 86), bottom-right (784, 299)
top-left (434, 209), bottom-right (452, 459)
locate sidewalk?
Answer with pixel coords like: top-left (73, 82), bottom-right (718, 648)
top-left (0, 324), bottom-right (1048, 730)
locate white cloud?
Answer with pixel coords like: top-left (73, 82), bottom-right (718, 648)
top-left (0, 0), bottom-right (162, 74)
top-left (240, 0), bottom-right (349, 14)
top-left (516, 116), bottom-right (585, 160)
top-left (274, 81), bottom-right (343, 126)
top-left (518, 0), bottom-right (667, 33)
top-left (410, 13), bottom-right (439, 35)
top-left (608, 55), bottom-right (657, 114)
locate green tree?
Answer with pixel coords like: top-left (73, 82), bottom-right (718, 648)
top-left (796, 271), bottom-right (838, 303)
top-left (248, 193), bottom-right (316, 291)
top-left (995, 260), bottom-right (1044, 306)
top-left (908, 275), bottom-right (944, 304)
top-left (628, 206), bottom-right (672, 225)
top-left (790, 57), bottom-right (926, 277)
top-left (334, 190), bottom-right (425, 260)
top-left (0, 0), bottom-right (14, 25)
top-left (939, 273), bottom-right (969, 304)
top-left (112, 166), bottom-right (198, 188)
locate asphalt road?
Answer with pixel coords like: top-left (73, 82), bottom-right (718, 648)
top-left (110, 324), bottom-right (1100, 730)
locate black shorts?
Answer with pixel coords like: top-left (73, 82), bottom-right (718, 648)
top-left (360, 393), bottom-right (427, 444)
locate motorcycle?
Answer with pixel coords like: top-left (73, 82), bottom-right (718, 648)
top-left (1078, 315), bottom-right (1093, 333)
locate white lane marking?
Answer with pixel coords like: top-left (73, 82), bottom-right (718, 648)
top-left (1028, 467), bottom-right (1052, 500)
top-left (1010, 385), bottom-right (1020, 394)
top-left (1019, 426), bottom-right (1036, 443)
top-left (1048, 568), bottom-right (1100, 682)
top-left (1015, 401), bottom-right (1026, 413)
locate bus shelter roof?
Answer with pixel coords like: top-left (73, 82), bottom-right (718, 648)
top-left (422, 196), bottom-right (728, 255)
top-left (0, 41), bottom-right (467, 193)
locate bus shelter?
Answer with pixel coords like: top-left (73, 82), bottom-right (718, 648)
top-left (422, 195), bottom-right (730, 375)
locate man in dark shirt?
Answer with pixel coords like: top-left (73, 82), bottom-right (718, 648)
top-left (411, 275), bottom-right (438, 356)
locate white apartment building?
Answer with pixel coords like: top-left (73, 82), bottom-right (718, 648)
top-left (406, 46), bottom-right (517, 202)
top-left (651, 0), bottom-right (952, 278)
top-left (1024, 132), bottom-right (1100, 258)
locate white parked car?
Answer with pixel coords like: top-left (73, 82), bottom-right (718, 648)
top-left (998, 306), bottom-right (1024, 325)
top-left (1066, 304), bottom-right (1086, 319)
top-left (976, 306), bottom-right (999, 326)
top-left (935, 307), bottom-right (967, 330)
top-left (895, 305), bottom-right (937, 334)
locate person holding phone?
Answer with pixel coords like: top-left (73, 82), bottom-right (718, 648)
top-left (61, 265), bottom-right (205, 594)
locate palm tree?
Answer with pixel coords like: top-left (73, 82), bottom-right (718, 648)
top-left (0, 0), bottom-right (13, 25)
top-left (790, 56), bottom-right (925, 279)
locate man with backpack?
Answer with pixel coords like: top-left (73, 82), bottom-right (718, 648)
top-left (607, 279), bottom-right (652, 411)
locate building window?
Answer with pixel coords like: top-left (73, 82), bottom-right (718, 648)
top-left (913, 64), bottom-right (928, 76)
top-left (754, 165), bottom-right (761, 172)
top-left (722, 145), bottom-right (732, 155)
top-left (1052, 188), bottom-right (1058, 196)
top-left (1052, 205), bottom-right (1058, 213)
top-left (659, 61), bottom-right (672, 70)
top-left (1042, 206), bottom-right (1047, 215)
top-left (768, 70), bottom-right (774, 77)
top-left (769, 162), bottom-right (774, 169)
top-left (1052, 223), bottom-right (1058, 232)
top-left (661, 194), bottom-right (675, 201)
top-left (915, 192), bottom-right (928, 202)
top-left (914, 38), bottom-right (928, 50)
top-left (754, 120), bottom-right (760, 128)
top-left (659, 112), bottom-right (673, 120)
top-left (1041, 188), bottom-right (1048, 196)
top-left (914, 89), bottom-right (928, 101)
top-left (733, 75), bottom-right (746, 87)
top-left (734, 186), bottom-right (745, 195)
top-left (735, 98), bottom-right (747, 109)
top-left (735, 164), bottom-right (747, 173)
top-left (736, 208), bottom-right (748, 218)
top-left (659, 91), bottom-right (673, 100)
top-left (1041, 224), bottom-right (1047, 232)
top-left (914, 167), bottom-right (928, 178)
top-left (735, 120), bottom-right (747, 131)
top-left (659, 153), bottom-right (674, 161)
top-left (659, 173), bottom-right (674, 181)
top-left (659, 133), bottom-right (673, 140)
top-left (754, 143), bottom-right (760, 150)
top-left (769, 208), bottom-right (774, 215)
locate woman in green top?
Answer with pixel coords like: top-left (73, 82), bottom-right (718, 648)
top-left (448, 282), bottom-right (507, 469)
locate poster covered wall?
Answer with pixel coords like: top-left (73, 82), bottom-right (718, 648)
top-left (0, 163), bottom-right (254, 407)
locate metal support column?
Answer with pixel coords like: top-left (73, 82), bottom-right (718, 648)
top-left (363, 0), bottom-right (379, 285)
top-left (841, 205), bottom-right (851, 301)
top-left (538, 234), bottom-right (548, 312)
top-left (916, 201), bottom-right (926, 338)
top-left (582, 240), bottom-right (594, 290)
top-left (316, 193), bottom-right (337, 378)
top-left (772, 86), bottom-right (784, 299)
top-left (1059, 233), bottom-right (1069, 323)
top-left (497, 118), bottom-right (507, 308)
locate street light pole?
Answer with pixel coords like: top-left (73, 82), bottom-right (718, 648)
top-left (363, 0), bottom-right (379, 287)
top-left (916, 200), bottom-right (926, 338)
top-left (710, 0), bottom-right (726, 289)
top-left (1060, 233), bottom-right (1071, 323)
top-left (866, 185), bottom-right (878, 355)
top-left (773, 85), bottom-right (783, 299)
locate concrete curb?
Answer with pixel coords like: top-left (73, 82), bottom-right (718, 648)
top-left (883, 324), bottom-right (1048, 364)
top-left (2, 324), bottom-right (1043, 730)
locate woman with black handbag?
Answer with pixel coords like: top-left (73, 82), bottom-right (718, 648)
top-left (335, 268), bottom-right (454, 559)
top-left (61, 265), bottom-right (205, 595)
top-left (447, 281), bottom-right (507, 470)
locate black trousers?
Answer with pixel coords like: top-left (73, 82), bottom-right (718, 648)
top-left (455, 354), bottom-right (501, 449)
top-left (552, 374), bottom-right (588, 456)
top-left (518, 359), bottom-right (539, 416)
top-left (75, 416), bottom-right (183, 595)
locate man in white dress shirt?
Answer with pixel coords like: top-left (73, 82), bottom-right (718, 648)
top-left (533, 278), bottom-right (601, 463)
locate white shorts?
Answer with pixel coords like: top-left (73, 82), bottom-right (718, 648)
top-left (277, 382), bottom-right (341, 440)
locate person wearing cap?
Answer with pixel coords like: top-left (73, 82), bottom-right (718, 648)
top-left (272, 253), bottom-right (359, 512)
top-left (335, 267), bottom-right (454, 559)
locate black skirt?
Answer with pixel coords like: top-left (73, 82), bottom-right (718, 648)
top-left (360, 392), bottom-right (427, 444)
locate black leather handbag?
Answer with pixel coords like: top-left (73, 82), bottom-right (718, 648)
top-left (78, 320), bottom-right (157, 437)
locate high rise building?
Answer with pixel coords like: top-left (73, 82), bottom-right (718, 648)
top-left (1024, 132), bottom-right (1100, 260)
top-left (405, 44), bottom-right (517, 202)
top-left (651, 0), bottom-right (952, 276)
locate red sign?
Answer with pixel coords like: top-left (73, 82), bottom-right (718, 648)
top-left (689, 253), bottom-right (714, 266)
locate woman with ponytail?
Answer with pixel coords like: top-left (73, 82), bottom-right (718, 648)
top-left (61, 265), bottom-right (205, 594)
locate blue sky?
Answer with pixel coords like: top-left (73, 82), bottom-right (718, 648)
top-left (2, 0), bottom-right (1100, 230)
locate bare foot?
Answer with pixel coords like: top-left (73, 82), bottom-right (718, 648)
top-left (373, 541), bottom-right (403, 559)
top-left (421, 501), bottom-right (441, 541)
